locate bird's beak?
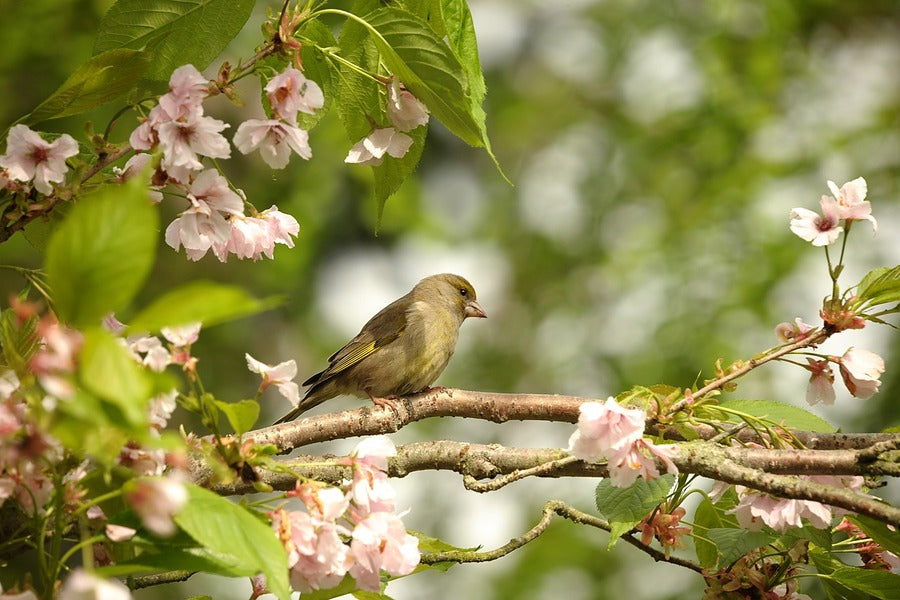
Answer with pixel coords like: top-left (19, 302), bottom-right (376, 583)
top-left (465, 300), bottom-right (487, 319)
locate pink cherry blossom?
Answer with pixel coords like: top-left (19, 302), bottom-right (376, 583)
top-left (345, 127), bottom-right (413, 166)
top-left (301, 485), bottom-right (351, 522)
top-left (156, 112), bottom-right (231, 172)
top-left (105, 524), bottom-right (137, 542)
top-left (165, 210), bottom-right (231, 261)
top-left (804, 358), bottom-right (836, 406)
top-left (159, 64), bottom-right (210, 119)
top-left (125, 476), bottom-right (188, 537)
top-left (246, 353), bottom-right (300, 407)
top-left (166, 170), bottom-right (244, 260)
top-left (774, 318), bottom-right (814, 343)
top-left (129, 113), bottom-right (158, 151)
top-left (349, 511), bottom-right (420, 592)
top-left (223, 207), bottom-right (299, 260)
top-left (129, 65), bottom-right (215, 179)
top-left (567, 398), bottom-right (646, 462)
top-left (606, 439), bottom-right (678, 487)
top-left (29, 319), bottom-right (83, 399)
top-left (0, 369), bottom-right (20, 402)
top-left (0, 124), bottom-right (79, 195)
top-left (265, 67), bottom-right (324, 121)
top-left (386, 77), bottom-right (429, 132)
top-left (827, 177), bottom-right (876, 232)
top-left (226, 215), bottom-right (275, 260)
top-left (161, 322), bottom-right (201, 347)
top-left (58, 569), bottom-right (131, 600)
top-left (730, 486), bottom-right (833, 533)
top-left (128, 335), bottom-right (172, 372)
top-left (112, 153), bottom-right (163, 202)
top-left (789, 195), bottom-right (843, 246)
top-left (272, 507), bottom-right (352, 593)
top-left (186, 169), bottom-right (244, 214)
top-left (260, 205), bottom-right (300, 249)
top-left (118, 445), bottom-right (166, 477)
top-left (148, 390), bottom-right (178, 430)
top-left (10, 462), bottom-right (55, 515)
top-left (352, 436), bottom-right (397, 472)
top-left (233, 119), bottom-right (312, 169)
top-left (838, 347), bottom-right (885, 399)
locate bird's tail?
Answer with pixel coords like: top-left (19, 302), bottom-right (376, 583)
top-left (272, 384), bottom-right (329, 424)
top-left (273, 404), bottom-right (306, 424)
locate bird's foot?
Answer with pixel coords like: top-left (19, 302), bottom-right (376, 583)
top-left (367, 391), bottom-right (399, 410)
top-left (421, 385), bottom-right (446, 395)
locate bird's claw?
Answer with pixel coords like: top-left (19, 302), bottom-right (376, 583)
top-left (367, 392), bottom-right (400, 411)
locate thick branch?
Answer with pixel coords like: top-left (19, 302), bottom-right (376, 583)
top-left (200, 439), bottom-right (900, 526)
top-left (247, 388), bottom-right (896, 452)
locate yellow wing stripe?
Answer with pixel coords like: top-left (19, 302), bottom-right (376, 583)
top-left (328, 340), bottom-right (378, 374)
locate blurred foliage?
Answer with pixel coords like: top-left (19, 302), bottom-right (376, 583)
top-left (2, 0), bottom-right (900, 598)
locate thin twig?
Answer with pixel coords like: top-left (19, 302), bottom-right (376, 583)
top-left (464, 456), bottom-right (581, 492)
top-left (421, 500), bottom-right (704, 574)
top-left (669, 330), bottom-right (829, 413)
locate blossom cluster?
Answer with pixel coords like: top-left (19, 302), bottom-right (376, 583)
top-left (1, 303), bottom-right (189, 546)
top-left (234, 66), bottom-right (323, 169)
top-left (774, 318), bottom-right (886, 405)
top-left (789, 177), bottom-right (875, 246)
top-left (725, 476), bottom-right (863, 533)
top-left (345, 76), bottom-right (430, 165)
top-left (128, 64), bottom-right (303, 262)
top-left (269, 436), bottom-right (419, 593)
top-left (0, 124), bottom-right (78, 195)
top-left (567, 397), bottom-right (678, 487)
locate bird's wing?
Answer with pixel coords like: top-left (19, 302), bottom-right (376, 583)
top-left (302, 295), bottom-right (410, 387)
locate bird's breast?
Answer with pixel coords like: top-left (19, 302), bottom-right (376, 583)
top-left (392, 301), bottom-right (462, 393)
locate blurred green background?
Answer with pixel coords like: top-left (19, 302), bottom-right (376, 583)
top-left (2, 0), bottom-right (899, 598)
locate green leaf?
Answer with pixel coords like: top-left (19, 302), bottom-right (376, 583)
top-left (595, 474), bottom-right (675, 548)
top-left (46, 177), bottom-right (158, 328)
top-left (93, 0), bottom-right (255, 81)
top-left (298, 576), bottom-right (357, 600)
top-left (336, 10), bottom-right (427, 223)
top-left (175, 484), bottom-right (290, 600)
top-left (849, 515), bottom-right (900, 556)
top-left (364, 7), bottom-right (483, 147)
top-left (295, 20), bottom-right (338, 131)
top-left (214, 399), bottom-right (259, 435)
top-left (719, 399), bottom-right (835, 432)
top-left (128, 281), bottom-right (278, 333)
top-left (692, 497), bottom-right (738, 569)
top-left (831, 568), bottom-right (900, 600)
top-left (857, 265), bottom-right (900, 308)
top-left (79, 328), bottom-right (153, 427)
top-left (18, 49), bottom-right (147, 125)
top-left (96, 546), bottom-right (255, 578)
top-left (437, 0), bottom-right (505, 179)
top-left (52, 389), bottom-right (131, 466)
top-left (811, 547), bottom-right (868, 600)
top-left (706, 528), bottom-right (774, 566)
top-left (781, 524), bottom-right (833, 551)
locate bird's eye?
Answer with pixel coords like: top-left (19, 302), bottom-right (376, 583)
top-left (459, 288), bottom-right (468, 297)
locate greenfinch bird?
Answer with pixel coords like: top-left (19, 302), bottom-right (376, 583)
top-left (275, 273), bottom-right (486, 422)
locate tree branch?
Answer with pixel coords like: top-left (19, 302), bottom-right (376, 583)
top-left (200, 438), bottom-right (899, 526)
top-left (246, 388), bottom-right (896, 452)
top-left (419, 500), bottom-right (704, 575)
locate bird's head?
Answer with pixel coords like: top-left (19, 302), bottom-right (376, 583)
top-left (416, 273), bottom-right (487, 320)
